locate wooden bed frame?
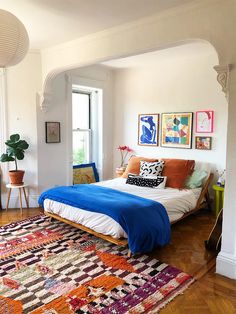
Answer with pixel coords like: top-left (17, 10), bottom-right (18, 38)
top-left (45, 173), bottom-right (213, 257)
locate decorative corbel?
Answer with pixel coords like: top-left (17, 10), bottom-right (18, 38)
top-left (37, 91), bottom-right (51, 113)
top-left (214, 64), bottom-right (232, 101)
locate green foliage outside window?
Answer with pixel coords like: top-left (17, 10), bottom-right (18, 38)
top-left (73, 148), bottom-right (85, 165)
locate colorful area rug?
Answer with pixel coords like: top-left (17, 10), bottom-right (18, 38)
top-left (0, 215), bottom-right (194, 313)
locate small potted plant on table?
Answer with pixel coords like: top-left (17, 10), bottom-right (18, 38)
top-left (0, 134), bottom-right (29, 185)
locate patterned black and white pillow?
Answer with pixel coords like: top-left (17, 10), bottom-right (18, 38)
top-left (139, 161), bottom-right (165, 177)
top-left (126, 174), bottom-right (167, 189)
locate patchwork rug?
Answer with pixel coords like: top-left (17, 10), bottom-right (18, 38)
top-left (0, 215), bottom-right (194, 313)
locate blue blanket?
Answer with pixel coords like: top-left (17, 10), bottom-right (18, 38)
top-left (38, 185), bottom-right (171, 254)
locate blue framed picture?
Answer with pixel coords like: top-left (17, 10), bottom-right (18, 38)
top-left (73, 162), bottom-right (99, 184)
top-left (138, 114), bottom-right (159, 146)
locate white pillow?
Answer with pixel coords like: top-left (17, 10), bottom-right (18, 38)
top-left (140, 160), bottom-right (165, 177)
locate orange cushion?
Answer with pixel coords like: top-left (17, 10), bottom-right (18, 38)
top-left (122, 156), bottom-right (158, 178)
top-left (161, 158), bottom-right (195, 189)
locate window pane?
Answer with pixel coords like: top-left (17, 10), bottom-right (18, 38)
top-left (72, 92), bottom-right (90, 129)
top-left (73, 130), bottom-right (90, 165)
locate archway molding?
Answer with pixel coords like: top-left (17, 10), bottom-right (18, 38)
top-left (40, 38), bottom-right (222, 112)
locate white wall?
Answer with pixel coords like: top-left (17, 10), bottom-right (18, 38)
top-left (1, 51), bottom-right (42, 207)
top-left (37, 74), bottom-right (68, 192)
top-left (37, 64), bottom-right (113, 193)
top-left (112, 49), bottom-right (228, 176)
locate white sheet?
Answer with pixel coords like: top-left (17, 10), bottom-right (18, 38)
top-left (44, 178), bottom-right (201, 239)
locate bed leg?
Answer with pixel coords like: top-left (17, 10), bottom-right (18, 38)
top-left (127, 250), bottom-right (132, 258)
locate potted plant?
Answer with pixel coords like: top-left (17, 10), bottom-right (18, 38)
top-left (0, 134), bottom-right (29, 185)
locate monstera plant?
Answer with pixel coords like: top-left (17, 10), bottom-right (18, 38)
top-left (0, 134), bottom-right (29, 185)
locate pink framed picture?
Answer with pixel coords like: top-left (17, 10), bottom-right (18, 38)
top-left (196, 110), bottom-right (214, 133)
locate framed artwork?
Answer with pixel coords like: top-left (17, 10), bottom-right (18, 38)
top-left (196, 110), bottom-right (214, 133)
top-left (138, 114), bottom-right (159, 146)
top-left (73, 163), bottom-right (99, 184)
top-left (161, 112), bottom-right (193, 149)
top-left (195, 136), bottom-right (212, 150)
top-left (45, 122), bottom-right (61, 143)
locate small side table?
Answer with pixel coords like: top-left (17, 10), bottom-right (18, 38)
top-left (6, 183), bottom-right (29, 215)
top-left (212, 184), bottom-right (224, 216)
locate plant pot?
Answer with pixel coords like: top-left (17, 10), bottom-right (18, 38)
top-left (8, 170), bottom-right (25, 185)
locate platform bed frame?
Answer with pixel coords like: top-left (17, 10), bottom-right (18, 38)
top-left (45, 173), bottom-right (213, 257)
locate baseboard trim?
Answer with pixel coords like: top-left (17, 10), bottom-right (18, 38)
top-left (216, 251), bottom-right (236, 279)
top-left (1, 194), bottom-right (40, 209)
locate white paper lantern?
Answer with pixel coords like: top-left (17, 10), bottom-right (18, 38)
top-left (0, 9), bottom-right (29, 67)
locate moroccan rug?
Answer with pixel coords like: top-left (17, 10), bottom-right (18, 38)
top-left (0, 215), bottom-right (194, 313)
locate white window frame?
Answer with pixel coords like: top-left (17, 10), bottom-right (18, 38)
top-left (67, 78), bottom-right (103, 185)
top-left (72, 89), bottom-right (92, 164)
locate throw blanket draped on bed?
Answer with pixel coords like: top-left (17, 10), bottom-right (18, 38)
top-left (38, 185), bottom-right (171, 254)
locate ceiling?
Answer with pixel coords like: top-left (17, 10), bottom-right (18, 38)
top-left (102, 42), bottom-right (216, 69)
top-left (0, 0), bottom-right (194, 49)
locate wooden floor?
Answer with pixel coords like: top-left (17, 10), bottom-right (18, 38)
top-left (0, 207), bottom-right (236, 313)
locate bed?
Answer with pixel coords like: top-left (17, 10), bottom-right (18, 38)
top-left (40, 172), bottom-right (213, 256)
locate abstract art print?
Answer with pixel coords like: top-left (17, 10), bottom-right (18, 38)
top-left (196, 110), bottom-right (214, 133)
top-left (161, 112), bottom-right (193, 149)
top-left (138, 114), bottom-right (159, 146)
top-left (195, 136), bottom-right (212, 150)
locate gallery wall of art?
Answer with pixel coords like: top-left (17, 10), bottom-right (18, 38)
top-left (112, 47), bottom-right (228, 175)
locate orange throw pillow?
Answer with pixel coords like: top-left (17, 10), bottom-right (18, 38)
top-left (122, 156), bottom-right (158, 178)
top-left (162, 158), bottom-right (195, 189)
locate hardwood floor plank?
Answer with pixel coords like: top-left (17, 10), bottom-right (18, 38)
top-left (0, 207), bottom-right (43, 226)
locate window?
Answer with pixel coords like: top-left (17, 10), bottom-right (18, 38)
top-left (72, 90), bottom-right (91, 165)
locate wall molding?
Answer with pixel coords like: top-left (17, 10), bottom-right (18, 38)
top-left (41, 0), bottom-right (219, 54)
top-left (1, 194), bottom-right (40, 210)
top-left (216, 251), bottom-right (236, 279)
top-left (214, 64), bottom-right (233, 101)
top-left (40, 0), bottom-right (223, 111)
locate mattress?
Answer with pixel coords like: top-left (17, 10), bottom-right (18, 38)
top-left (44, 178), bottom-right (201, 239)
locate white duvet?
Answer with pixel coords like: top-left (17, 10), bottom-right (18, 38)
top-left (44, 178), bottom-right (201, 239)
